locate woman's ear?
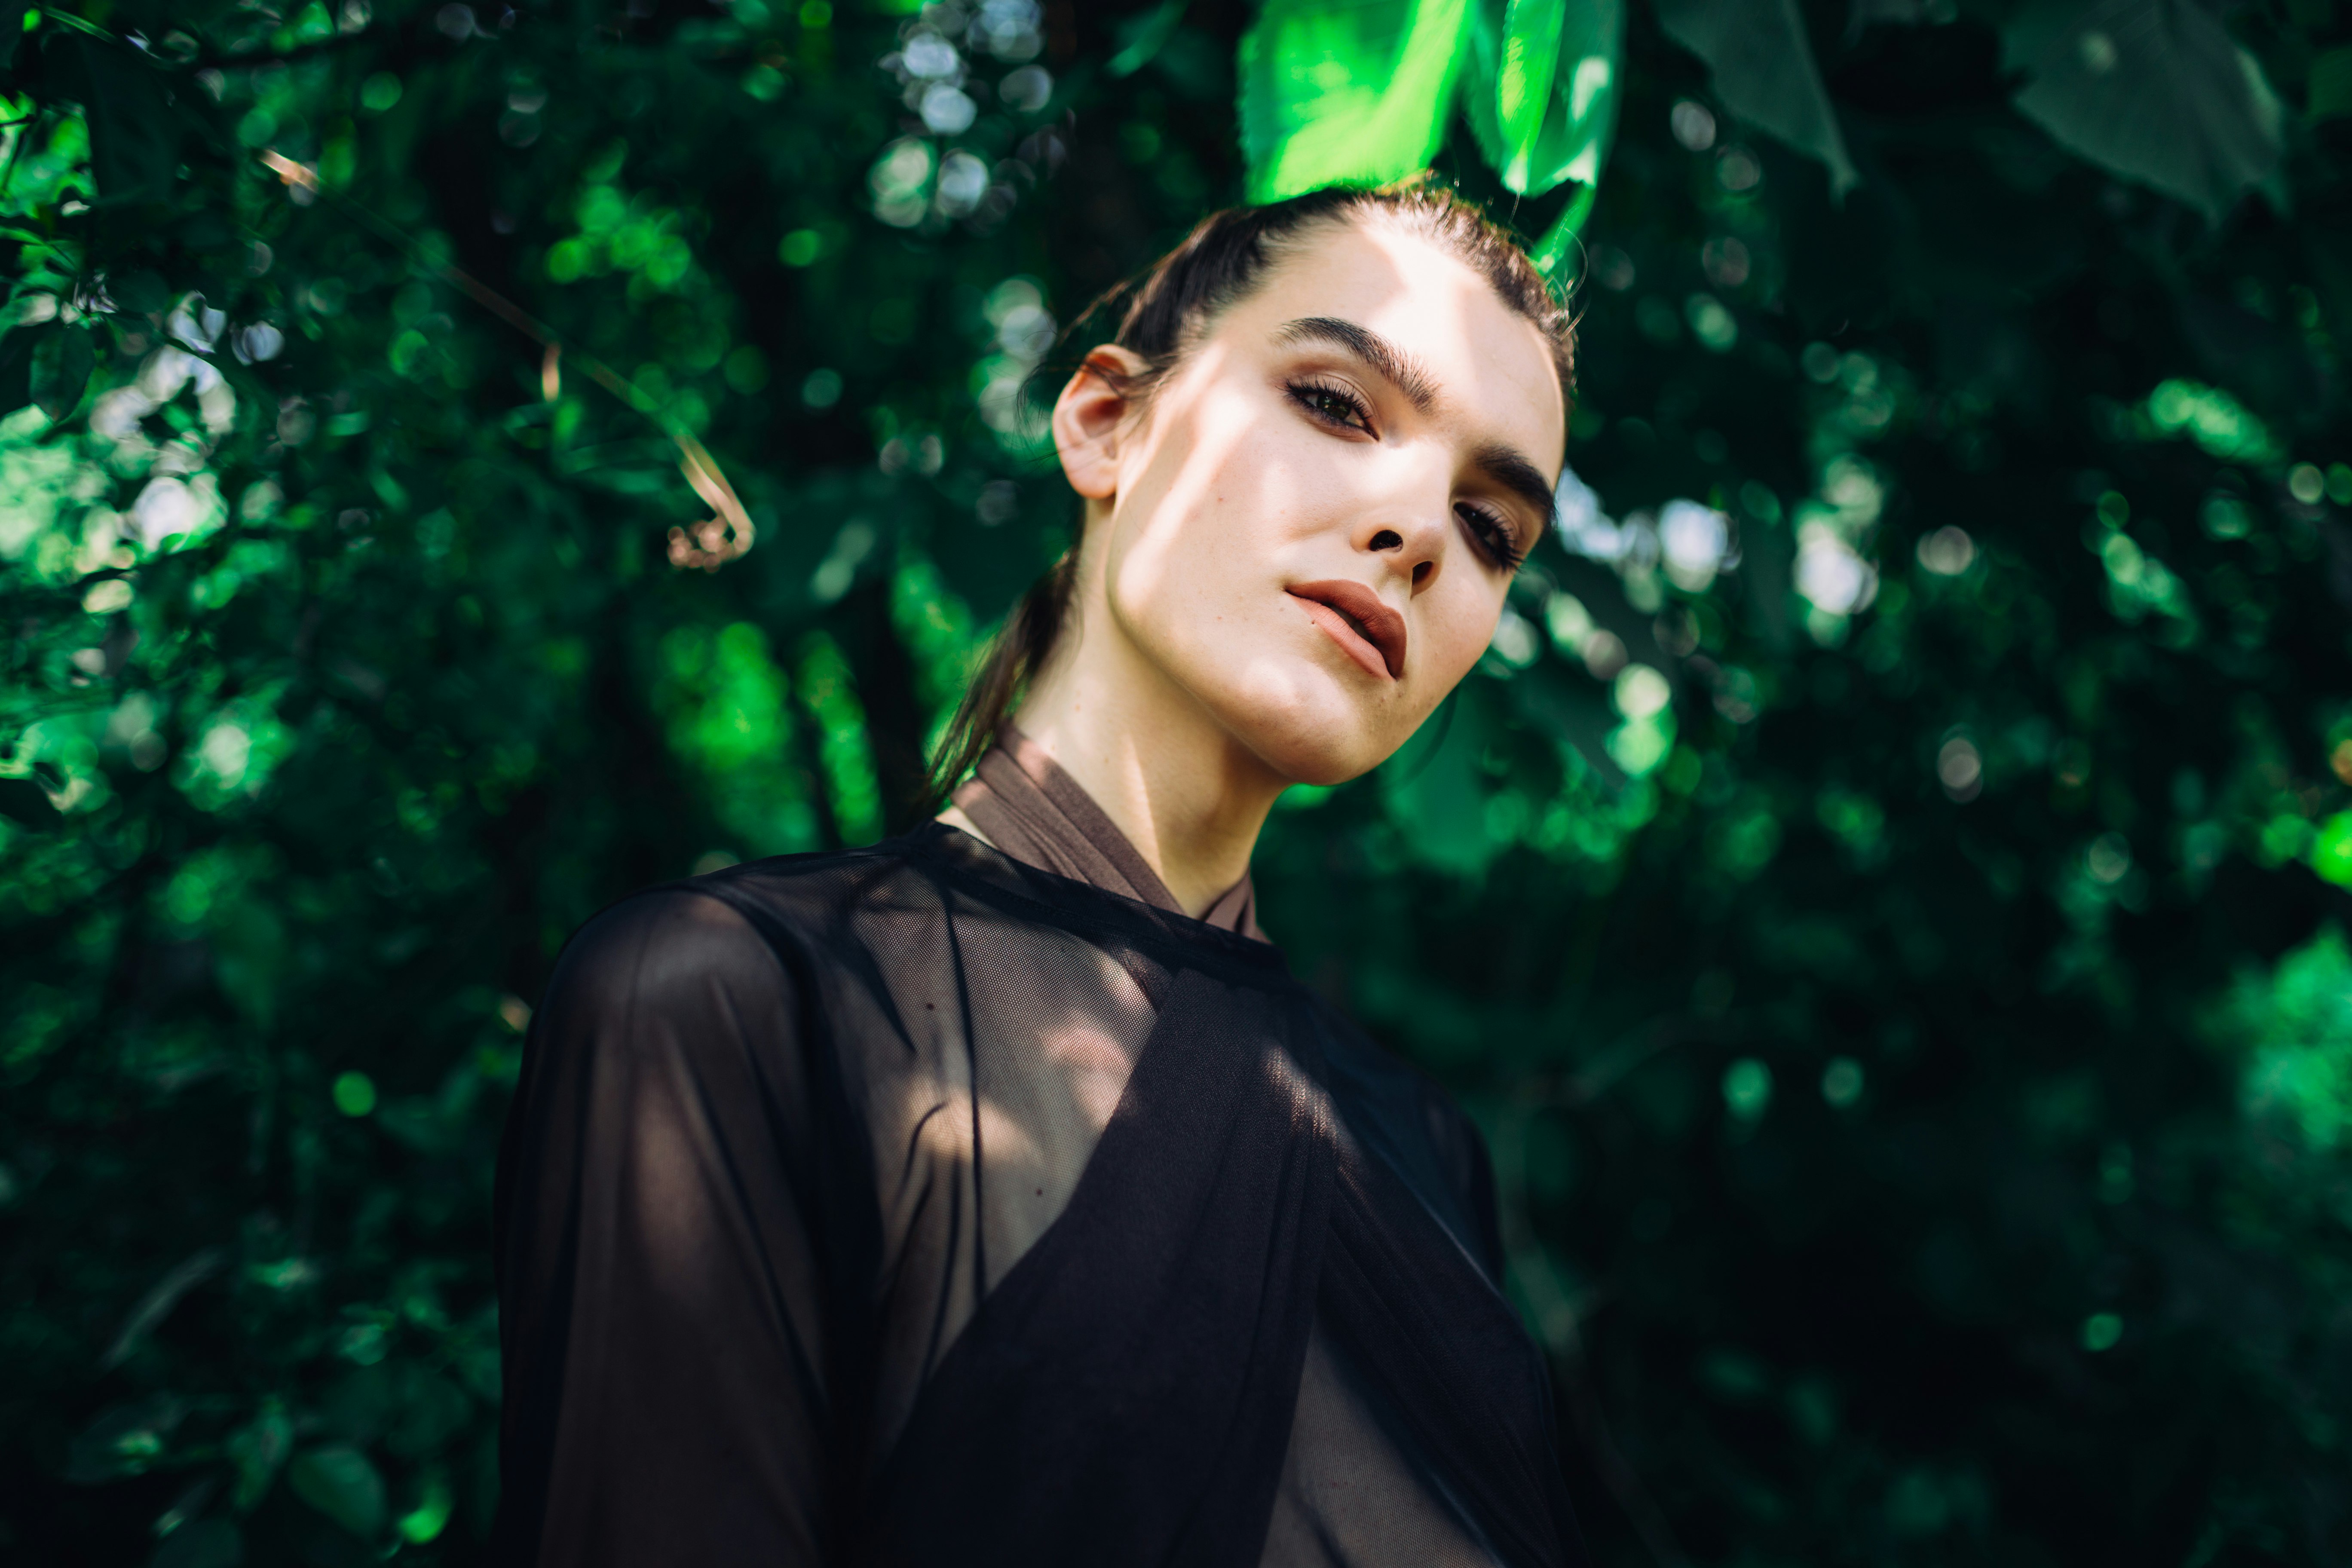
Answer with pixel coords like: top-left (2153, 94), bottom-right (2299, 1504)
top-left (1051, 347), bottom-right (1149, 502)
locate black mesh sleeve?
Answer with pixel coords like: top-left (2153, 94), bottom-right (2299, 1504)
top-left (493, 888), bottom-right (832, 1565)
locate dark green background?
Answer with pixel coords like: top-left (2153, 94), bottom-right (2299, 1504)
top-left (4, 0), bottom-right (2352, 1563)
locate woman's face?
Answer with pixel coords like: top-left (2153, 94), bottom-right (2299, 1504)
top-left (1057, 217), bottom-right (1565, 787)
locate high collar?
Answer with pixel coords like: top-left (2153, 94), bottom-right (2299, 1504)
top-left (949, 722), bottom-right (1267, 942)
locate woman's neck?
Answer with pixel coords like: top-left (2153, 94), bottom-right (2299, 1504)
top-left (1010, 591), bottom-right (1289, 919)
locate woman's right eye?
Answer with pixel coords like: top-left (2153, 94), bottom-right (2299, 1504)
top-left (1286, 380), bottom-right (1373, 433)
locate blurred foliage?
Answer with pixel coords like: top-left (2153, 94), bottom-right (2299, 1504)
top-left (4, 0), bottom-right (2352, 1565)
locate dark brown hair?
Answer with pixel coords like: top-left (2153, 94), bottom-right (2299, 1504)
top-left (923, 179), bottom-right (1576, 808)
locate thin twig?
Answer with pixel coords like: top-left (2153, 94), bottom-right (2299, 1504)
top-left (60, 6), bottom-right (391, 75)
top-left (253, 149), bottom-right (754, 568)
top-left (31, 9), bottom-right (116, 43)
top-left (178, 28), bottom-right (386, 76)
top-left (1545, 1013), bottom-right (1726, 1109)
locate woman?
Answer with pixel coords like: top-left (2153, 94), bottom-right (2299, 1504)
top-left (494, 181), bottom-right (1586, 1566)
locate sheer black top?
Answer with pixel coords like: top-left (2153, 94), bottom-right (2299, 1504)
top-left (493, 748), bottom-right (1586, 1566)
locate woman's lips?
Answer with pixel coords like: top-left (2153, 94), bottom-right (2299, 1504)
top-left (1287, 579), bottom-right (1407, 680)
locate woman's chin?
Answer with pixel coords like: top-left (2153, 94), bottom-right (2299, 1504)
top-left (1204, 667), bottom-right (1416, 788)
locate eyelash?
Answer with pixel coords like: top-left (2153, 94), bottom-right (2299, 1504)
top-left (1460, 503), bottom-right (1526, 571)
top-left (1284, 379), bottom-right (1527, 573)
top-left (1286, 378), bottom-right (1372, 432)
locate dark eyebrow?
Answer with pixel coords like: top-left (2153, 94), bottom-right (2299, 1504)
top-left (1473, 441), bottom-right (1558, 535)
top-left (1276, 315), bottom-right (1556, 534)
top-left (1273, 316), bottom-right (1440, 413)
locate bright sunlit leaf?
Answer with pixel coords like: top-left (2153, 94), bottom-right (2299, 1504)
top-left (1497, 0), bottom-right (1565, 181)
top-left (1239, 0), bottom-right (1475, 200)
top-left (1474, 0), bottom-right (1622, 197)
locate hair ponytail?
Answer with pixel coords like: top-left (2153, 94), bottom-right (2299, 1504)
top-left (923, 545), bottom-right (1083, 809)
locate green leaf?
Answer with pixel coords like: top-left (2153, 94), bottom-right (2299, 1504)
top-left (0, 320), bottom-right (57, 416)
top-left (288, 1444), bottom-right (387, 1537)
top-left (387, 1368), bottom-right (472, 1457)
top-left (2314, 813), bottom-right (2352, 888)
top-left (32, 324), bottom-right (94, 422)
top-left (1510, 658), bottom-right (1626, 788)
top-left (2313, 47), bottom-right (2352, 121)
top-left (1464, 0), bottom-right (1623, 200)
top-left (1109, 0), bottom-right (1188, 79)
top-left (1497, 0), bottom-right (1566, 179)
top-left (227, 1402), bottom-right (291, 1512)
top-left (150, 1519), bottom-right (243, 1568)
top-left (77, 36), bottom-right (181, 205)
top-left (2003, 0), bottom-right (2285, 222)
top-left (0, 776), bottom-right (64, 832)
top-left (110, 268), bottom-right (170, 316)
top-left (1656, 0), bottom-right (1858, 198)
top-left (1239, 0), bottom-right (1475, 200)
top-left (1530, 180), bottom-right (1598, 276)
top-left (395, 1470), bottom-right (455, 1545)
top-left (65, 1396), bottom-right (187, 1484)
top-left (1379, 683), bottom-right (1500, 876)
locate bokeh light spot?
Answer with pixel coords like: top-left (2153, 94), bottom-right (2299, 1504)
top-left (333, 1072), bottom-right (377, 1118)
top-left (779, 228), bottom-right (824, 266)
top-left (2086, 832), bottom-right (2132, 884)
top-left (1723, 1058), bottom-right (1773, 1121)
top-left (1916, 525), bottom-right (1973, 575)
top-left (2312, 813), bottom-right (2352, 888)
top-left (1669, 99), bottom-right (1716, 151)
top-left (1937, 735), bottom-right (1982, 801)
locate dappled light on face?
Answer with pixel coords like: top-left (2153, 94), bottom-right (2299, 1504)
top-left (1107, 340), bottom-right (1427, 776)
top-left (1092, 220), bottom-right (1558, 786)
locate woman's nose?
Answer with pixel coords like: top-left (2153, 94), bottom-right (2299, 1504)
top-left (1359, 510), bottom-right (1446, 595)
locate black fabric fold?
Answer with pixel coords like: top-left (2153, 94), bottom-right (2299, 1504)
top-left (495, 822), bottom-right (1586, 1568)
top-left (1321, 1136), bottom-right (1586, 1568)
top-left (874, 968), bottom-right (1335, 1565)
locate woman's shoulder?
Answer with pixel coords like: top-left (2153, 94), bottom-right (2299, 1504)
top-left (543, 839), bottom-right (936, 1014)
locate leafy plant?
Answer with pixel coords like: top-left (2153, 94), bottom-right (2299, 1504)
top-left (5, 0), bottom-right (2352, 1564)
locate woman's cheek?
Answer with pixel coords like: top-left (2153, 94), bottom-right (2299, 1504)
top-left (1423, 585), bottom-right (1498, 684)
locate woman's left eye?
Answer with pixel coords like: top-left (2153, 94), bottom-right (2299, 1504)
top-left (1458, 504), bottom-right (1525, 571)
